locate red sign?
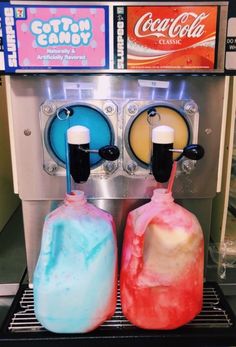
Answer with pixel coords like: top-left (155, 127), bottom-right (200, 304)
top-left (127, 6), bottom-right (218, 70)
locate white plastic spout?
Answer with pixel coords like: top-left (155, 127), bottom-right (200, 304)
top-left (67, 125), bottom-right (90, 145)
top-left (152, 125), bottom-right (174, 144)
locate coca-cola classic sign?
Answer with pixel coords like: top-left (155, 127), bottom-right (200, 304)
top-left (127, 6), bottom-right (218, 69)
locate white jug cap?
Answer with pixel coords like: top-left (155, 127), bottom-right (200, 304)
top-left (67, 126), bottom-right (90, 145)
top-left (152, 125), bottom-right (174, 144)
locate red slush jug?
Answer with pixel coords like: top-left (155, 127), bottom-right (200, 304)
top-left (120, 188), bottom-right (204, 329)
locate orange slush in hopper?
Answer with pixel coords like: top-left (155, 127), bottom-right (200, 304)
top-left (128, 106), bottom-right (190, 165)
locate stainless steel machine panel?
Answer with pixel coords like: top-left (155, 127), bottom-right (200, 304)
top-left (7, 74), bottom-right (227, 281)
top-left (9, 74), bottom-right (226, 200)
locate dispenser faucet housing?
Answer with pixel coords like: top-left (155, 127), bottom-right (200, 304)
top-left (67, 126), bottom-right (91, 184)
top-left (152, 126), bottom-right (174, 183)
top-left (151, 125), bottom-right (205, 183)
top-left (67, 125), bottom-right (120, 184)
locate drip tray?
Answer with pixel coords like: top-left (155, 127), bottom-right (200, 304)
top-left (7, 285), bottom-right (235, 331)
top-left (1, 282), bottom-right (236, 347)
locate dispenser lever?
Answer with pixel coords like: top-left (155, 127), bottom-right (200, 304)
top-left (99, 145), bottom-right (120, 161)
top-left (169, 144), bottom-right (204, 160)
top-left (79, 145), bottom-right (120, 161)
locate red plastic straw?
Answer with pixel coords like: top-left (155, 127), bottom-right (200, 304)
top-left (167, 161), bottom-right (177, 193)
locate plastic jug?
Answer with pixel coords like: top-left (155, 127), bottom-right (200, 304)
top-left (120, 188), bottom-right (204, 329)
top-left (33, 190), bottom-right (117, 333)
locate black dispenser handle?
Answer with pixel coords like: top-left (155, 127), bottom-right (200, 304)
top-left (169, 144), bottom-right (205, 160)
top-left (79, 145), bottom-right (120, 161)
top-left (182, 144), bottom-right (204, 160)
top-left (98, 145), bottom-right (120, 161)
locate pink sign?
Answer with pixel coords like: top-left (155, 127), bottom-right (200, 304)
top-left (15, 6), bottom-right (108, 68)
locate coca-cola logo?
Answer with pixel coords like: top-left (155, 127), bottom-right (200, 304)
top-left (134, 12), bottom-right (209, 39)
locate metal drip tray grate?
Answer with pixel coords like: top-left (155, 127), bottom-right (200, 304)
top-left (7, 284), bottom-right (235, 333)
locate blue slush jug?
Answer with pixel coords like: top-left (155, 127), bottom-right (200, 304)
top-left (33, 126), bottom-right (118, 333)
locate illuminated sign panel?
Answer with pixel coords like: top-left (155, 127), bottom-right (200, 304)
top-left (114, 6), bottom-right (218, 70)
top-left (0, 4), bottom-right (109, 72)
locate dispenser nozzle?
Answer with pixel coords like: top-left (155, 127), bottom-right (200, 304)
top-left (67, 126), bottom-right (90, 184)
top-left (67, 126), bottom-right (120, 185)
top-left (152, 125), bottom-right (174, 183)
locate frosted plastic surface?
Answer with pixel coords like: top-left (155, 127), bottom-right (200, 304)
top-left (120, 188), bottom-right (204, 330)
top-left (33, 191), bottom-right (117, 333)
